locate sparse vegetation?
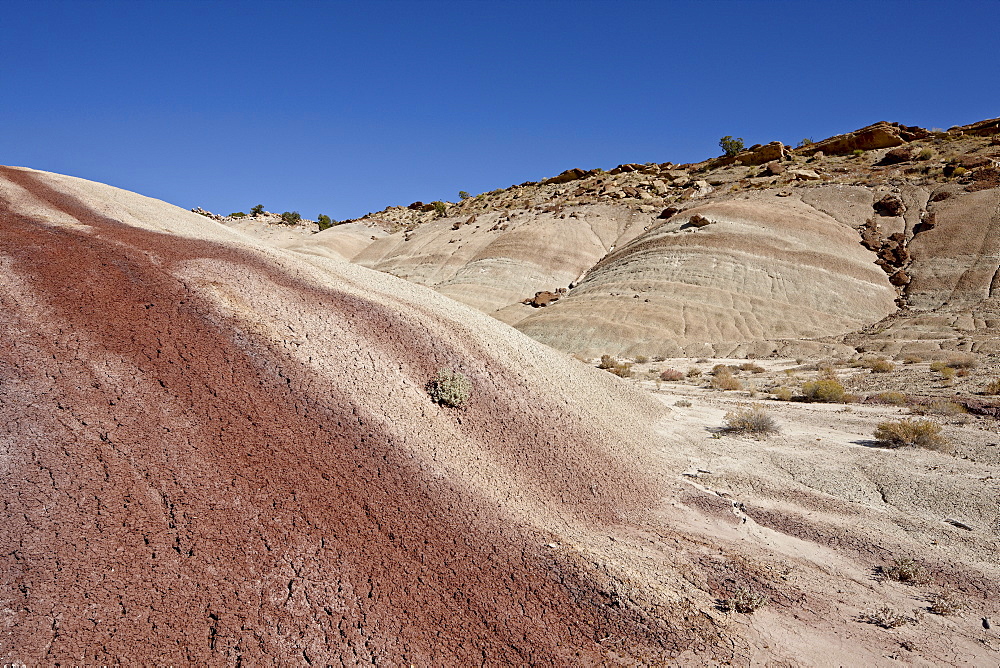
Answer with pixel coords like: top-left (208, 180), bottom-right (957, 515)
top-left (983, 378), bottom-right (1000, 395)
top-left (711, 367), bottom-right (742, 391)
top-left (946, 353), bottom-right (977, 369)
top-left (883, 557), bottom-right (930, 584)
top-left (922, 399), bottom-right (965, 416)
top-left (674, 399), bottom-right (692, 408)
top-left (873, 419), bottom-right (947, 450)
top-left (251, 204), bottom-right (265, 216)
top-left (861, 606), bottom-right (917, 629)
top-left (721, 405), bottom-right (779, 437)
top-left (718, 587), bottom-right (768, 614)
top-left (634, 355), bottom-right (649, 364)
top-left (432, 201), bottom-right (448, 217)
top-left (428, 368), bottom-right (472, 408)
top-left (772, 386), bottom-right (793, 401)
top-left (719, 136), bottom-right (745, 157)
top-left (458, 191), bottom-right (471, 200)
top-left (280, 211), bottom-right (302, 225)
top-left (927, 591), bottom-right (963, 616)
top-left (687, 367), bottom-right (703, 378)
top-left (901, 354), bottom-right (924, 364)
top-left (317, 214), bottom-right (334, 231)
top-left (229, 211), bottom-right (246, 218)
top-left (865, 357), bottom-right (895, 373)
top-left (801, 378), bottom-right (846, 403)
top-left (739, 362), bottom-right (765, 374)
top-left (875, 391), bottom-right (907, 405)
top-left (659, 369), bottom-right (684, 382)
top-left (598, 355), bottom-right (633, 378)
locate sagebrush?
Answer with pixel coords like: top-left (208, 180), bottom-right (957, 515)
top-left (428, 368), bottom-right (472, 408)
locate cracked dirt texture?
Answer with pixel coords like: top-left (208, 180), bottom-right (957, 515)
top-left (2, 166), bottom-right (999, 666)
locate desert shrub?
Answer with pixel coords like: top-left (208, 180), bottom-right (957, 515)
top-left (917, 148), bottom-right (934, 161)
top-left (719, 136), bottom-right (745, 157)
top-left (660, 369), bottom-right (685, 382)
top-left (868, 358), bottom-right (895, 373)
top-left (598, 355), bottom-right (617, 369)
top-left (712, 363), bottom-right (738, 375)
top-left (635, 355), bottom-right (649, 364)
top-left (929, 360), bottom-right (947, 372)
top-left (739, 362), bottom-right (765, 374)
top-left (901, 354), bottom-right (924, 364)
top-left (801, 379), bottom-right (846, 403)
top-left (674, 399), bottom-right (692, 408)
top-left (983, 378), bottom-right (1000, 395)
top-left (711, 370), bottom-right (742, 391)
top-left (861, 607), bottom-right (916, 629)
top-left (251, 204), bottom-right (265, 216)
top-left (229, 211), bottom-right (246, 218)
top-left (280, 211), bottom-right (302, 225)
top-left (883, 557), bottom-right (930, 584)
top-left (687, 367), bottom-right (702, 378)
top-left (875, 391), bottom-right (908, 405)
top-left (924, 399), bottom-right (965, 416)
top-left (927, 591), bottom-right (963, 616)
top-left (598, 355), bottom-right (632, 377)
top-left (458, 190), bottom-right (471, 200)
top-left (946, 353), bottom-right (977, 369)
top-left (852, 149), bottom-right (865, 157)
top-left (721, 405), bottom-right (779, 437)
top-left (428, 368), bottom-right (472, 408)
top-left (432, 201), bottom-right (448, 216)
top-left (873, 419), bottom-right (946, 449)
top-left (317, 214), bottom-right (334, 231)
top-left (718, 587), bottom-right (768, 614)
top-left (772, 386), bottom-right (793, 401)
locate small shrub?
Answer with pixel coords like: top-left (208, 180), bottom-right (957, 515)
top-left (660, 369), bottom-right (685, 382)
top-left (884, 557), bottom-right (930, 584)
top-left (458, 190), bottom-right (471, 200)
top-left (917, 148), bottom-right (934, 161)
top-left (251, 204), bottom-right (265, 216)
top-left (861, 606), bottom-right (916, 629)
top-left (946, 353), bottom-right (977, 369)
top-left (929, 360), bottom-right (947, 372)
top-left (432, 201), bottom-right (448, 217)
top-left (686, 367), bottom-right (702, 378)
top-left (711, 371), bottom-right (742, 391)
top-left (598, 355), bottom-right (617, 369)
top-left (721, 405), bottom-right (779, 438)
top-left (229, 211), bottom-right (246, 218)
top-left (875, 391), bottom-right (908, 405)
top-left (927, 591), bottom-right (963, 616)
top-left (609, 363), bottom-right (633, 378)
top-left (873, 419), bottom-right (947, 449)
top-left (983, 378), bottom-right (1000, 395)
top-left (801, 379), bottom-right (846, 403)
top-left (925, 399), bottom-right (965, 416)
top-left (428, 368), bottom-right (472, 408)
top-left (718, 587), bottom-right (768, 614)
top-left (739, 362), bottom-right (765, 374)
top-left (713, 363), bottom-right (738, 375)
top-left (674, 399), bottom-right (692, 408)
top-left (719, 136), bottom-right (745, 158)
top-left (901, 354), bottom-right (924, 364)
top-left (280, 211), bottom-right (302, 225)
top-left (317, 214), bottom-right (334, 231)
top-left (634, 355), bottom-right (649, 364)
top-left (772, 386), bottom-right (793, 401)
top-left (852, 149), bottom-right (865, 157)
top-left (868, 358), bottom-right (895, 373)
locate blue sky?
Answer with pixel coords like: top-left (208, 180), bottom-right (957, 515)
top-left (3, 0), bottom-right (999, 220)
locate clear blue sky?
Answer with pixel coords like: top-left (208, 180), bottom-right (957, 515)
top-left (3, 0), bottom-right (998, 220)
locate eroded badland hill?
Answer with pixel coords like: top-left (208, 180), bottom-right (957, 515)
top-left (2, 118), bottom-right (1000, 665)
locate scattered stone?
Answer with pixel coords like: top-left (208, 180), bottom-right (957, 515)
top-left (873, 194), bottom-right (905, 216)
top-left (761, 161), bottom-right (785, 176)
top-left (788, 169), bottom-right (821, 181)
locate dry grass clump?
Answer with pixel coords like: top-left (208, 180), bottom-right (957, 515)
top-left (873, 419), bottom-right (947, 450)
top-left (861, 606), bottom-right (918, 629)
top-left (883, 557), bottom-right (931, 584)
top-left (875, 391), bottom-right (908, 405)
top-left (721, 405), bottom-right (779, 437)
top-left (686, 367), bottom-right (702, 378)
top-left (983, 378), bottom-right (1000, 395)
top-left (869, 358), bottom-right (895, 373)
top-left (598, 355), bottom-right (633, 378)
top-left (674, 399), bottom-right (692, 407)
top-left (901, 353), bottom-right (924, 364)
top-left (929, 360), bottom-right (947, 372)
top-left (659, 368), bottom-right (685, 381)
top-left (428, 368), bottom-right (472, 408)
top-left (711, 367), bottom-right (743, 391)
top-left (739, 362), bottom-right (765, 373)
top-left (718, 587), bottom-right (768, 614)
top-left (946, 352), bottom-right (977, 369)
top-left (927, 591), bottom-right (963, 616)
top-left (801, 378), bottom-right (846, 403)
top-left (772, 386), bottom-right (793, 401)
top-left (634, 355), bottom-right (649, 364)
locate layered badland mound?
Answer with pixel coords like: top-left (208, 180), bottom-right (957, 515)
top-left (274, 118), bottom-right (1000, 359)
top-left (3, 120), bottom-right (1000, 666)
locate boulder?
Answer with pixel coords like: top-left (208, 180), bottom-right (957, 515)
top-left (788, 169), bottom-right (821, 181)
top-left (807, 121), bottom-right (924, 156)
top-left (523, 290), bottom-right (562, 307)
top-left (878, 147), bottom-right (915, 165)
top-left (736, 141), bottom-right (787, 166)
top-left (873, 194), bottom-right (905, 217)
top-left (542, 168), bottom-right (594, 185)
top-left (761, 161), bottom-right (785, 176)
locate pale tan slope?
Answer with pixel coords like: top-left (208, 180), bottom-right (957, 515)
top-left (513, 193), bottom-right (898, 357)
top-left (351, 204), bottom-right (649, 314)
top-left (283, 220), bottom-right (389, 261)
